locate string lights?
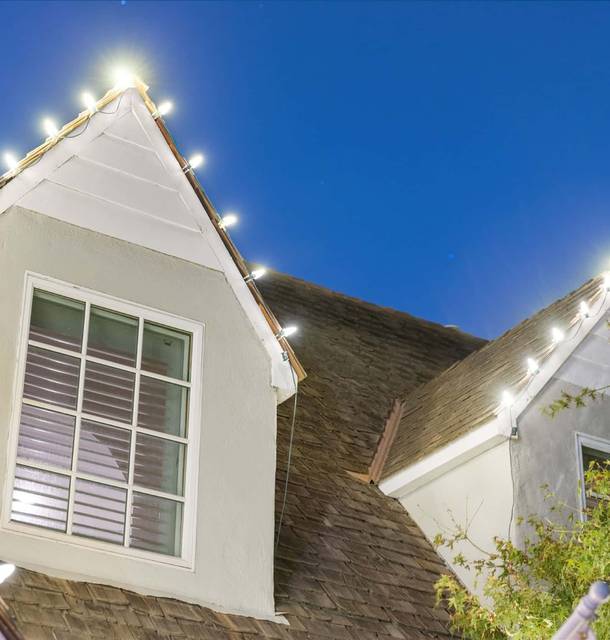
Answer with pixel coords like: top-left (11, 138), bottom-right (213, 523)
top-left (42, 117), bottom-right (59, 138)
top-left (276, 326), bottom-right (298, 340)
top-left (112, 67), bottom-right (136, 90)
top-left (501, 390), bottom-right (515, 409)
top-left (0, 77), bottom-right (301, 359)
top-left (154, 100), bottom-right (173, 118)
top-left (3, 152), bottom-right (18, 171)
top-left (244, 268), bottom-right (267, 283)
top-left (184, 153), bottom-right (205, 172)
top-left (219, 213), bottom-right (238, 230)
top-left (551, 327), bottom-right (565, 344)
top-left (81, 91), bottom-right (97, 113)
top-left (526, 357), bottom-right (539, 376)
top-left (498, 272), bottom-right (610, 414)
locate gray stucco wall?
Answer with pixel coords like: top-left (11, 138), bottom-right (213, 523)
top-left (0, 206), bottom-right (279, 619)
top-left (512, 312), bottom-right (610, 540)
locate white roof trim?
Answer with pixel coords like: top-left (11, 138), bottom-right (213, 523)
top-left (379, 416), bottom-right (507, 498)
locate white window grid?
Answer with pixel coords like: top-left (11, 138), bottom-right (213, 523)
top-left (2, 273), bottom-right (203, 568)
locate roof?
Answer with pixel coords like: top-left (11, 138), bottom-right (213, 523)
top-left (0, 270), bottom-right (484, 639)
top-left (0, 79), bottom-right (305, 383)
top-left (382, 273), bottom-right (608, 480)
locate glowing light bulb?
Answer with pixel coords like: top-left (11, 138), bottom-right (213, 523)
top-left (526, 357), bottom-right (539, 376)
top-left (245, 267), bottom-right (267, 283)
top-left (81, 91), bottom-right (97, 112)
top-left (250, 268), bottom-right (266, 280)
top-left (3, 152), bottom-right (18, 171)
top-left (277, 326), bottom-right (298, 339)
top-left (113, 67), bottom-right (136, 89)
top-left (187, 153), bottom-right (204, 170)
top-left (0, 563), bottom-right (15, 585)
top-left (551, 327), bottom-right (565, 344)
top-left (42, 118), bottom-right (59, 138)
top-left (219, 213), bottom-right (238, 230)
top-left (501, 390), bottom-right (515, 409)
top-left (579, 301), bottom-right (590, 318)
top-left (157, 101), bottom-right (173, 117)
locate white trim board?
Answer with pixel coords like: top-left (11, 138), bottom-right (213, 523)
top-left (0, 89), bottom-right (296, 403)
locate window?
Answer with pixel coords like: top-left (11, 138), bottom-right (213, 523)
top-left (5, 276), bottom-right (202, 564)
top-left (576, 433), bottom-right (610, 516)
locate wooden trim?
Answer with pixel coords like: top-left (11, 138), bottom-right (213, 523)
top-left (369, 399), bottom-right (404, 484)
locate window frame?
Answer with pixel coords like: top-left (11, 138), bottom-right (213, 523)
top-left (1, 272), bottom-right (204, 569)
top-left (575, 431), bottom-right (610, 521)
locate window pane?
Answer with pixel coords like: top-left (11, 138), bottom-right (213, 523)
top-left (11, 465), bottom-right (70, 532)
top-left (29, 290), bottom-right (85, 352)
top-left (17, 405), bottom-right (75, 470)
top-left (88, 307), bottom-right (138, 366)
top-left (134, 434), bottom-right (185, 496)
top-left (72, 479), bottom-right (126, 545)
top-left (23, 345), bottom-right (80, 409)
top-left (142, 322), bottom-right (190, 381)
top-left (77, 420), bottom-right (131, 483)
top-left (583, 446), bottom-right (609, 470)
top-left (138, 376), bottom-right (188, 437)
top-left (83, 361), bottom-right (135, 424)
top-left (130, 492), bottom-right (182, 557)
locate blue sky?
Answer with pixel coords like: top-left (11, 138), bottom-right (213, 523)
top-left (2, 1), bottom-right (610, 339)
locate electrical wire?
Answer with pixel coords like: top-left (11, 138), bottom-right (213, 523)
top-left (97, 91), bottom-right (125, 115)
top-left (507, 405), bottom-right (516, 540)
top-left (275, 362), bottom-right (299, 551)
top-left (64, 117), bottom-right (91, 139)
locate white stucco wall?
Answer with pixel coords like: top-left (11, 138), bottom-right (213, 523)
top-left (512, 311), bottom-right (610, 538)
top-left (400, 441), bottom-right (513, 596)
top-left (0, 206), bottom-right (280, 620)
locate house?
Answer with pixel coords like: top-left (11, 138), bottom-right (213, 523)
top-left (0, 77), bottom-right (484, 638)
top-left (376, 273), bottom-right (610, 595)
top-left (0, 76), bottom-right (607, 639)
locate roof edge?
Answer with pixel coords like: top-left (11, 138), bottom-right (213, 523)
top-left (380, 274), bottom-right (610, 489)
top-left (379, 415), bottom-right (508, 498)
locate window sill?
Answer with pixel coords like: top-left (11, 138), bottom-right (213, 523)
top-left (1, 519), bottom-right (195, 571)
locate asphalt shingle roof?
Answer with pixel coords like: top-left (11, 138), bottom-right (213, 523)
top-left (382, 274), bottom-right (607, 480)
top-left (0, 270), bottom-right (484, 639)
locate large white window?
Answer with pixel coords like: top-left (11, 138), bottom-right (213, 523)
top-left (4, 275), bottom-right (202, 565)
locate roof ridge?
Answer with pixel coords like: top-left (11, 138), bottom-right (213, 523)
top-left (263, 267), bottom-right (484, 341)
